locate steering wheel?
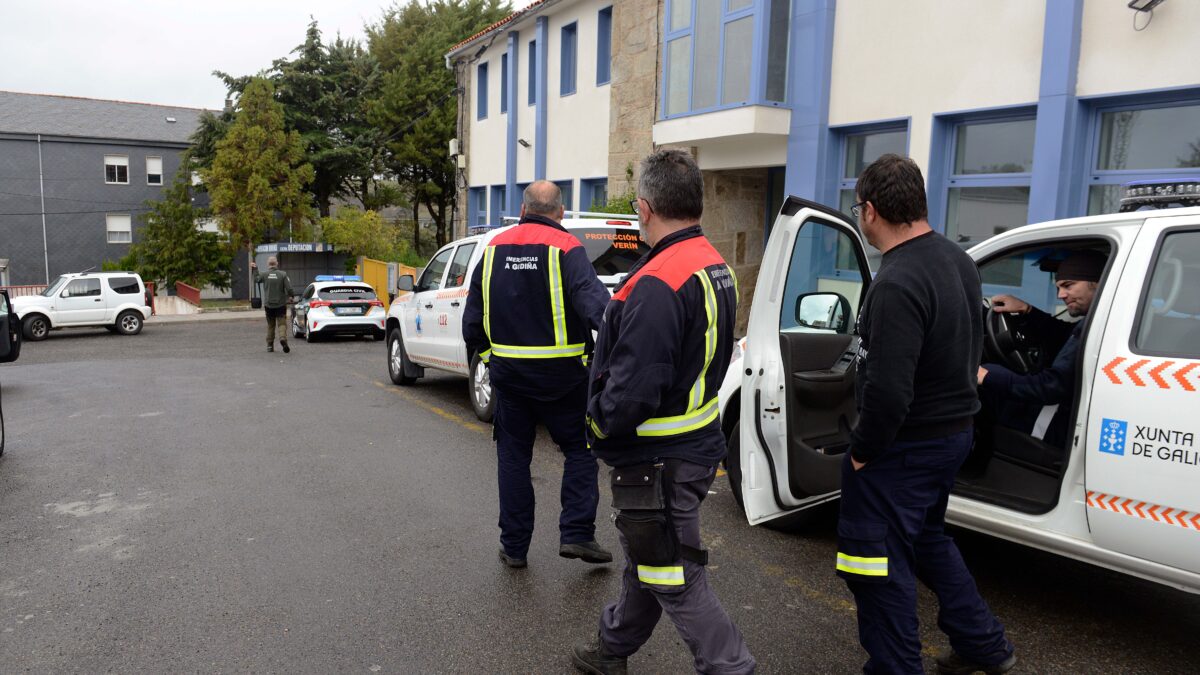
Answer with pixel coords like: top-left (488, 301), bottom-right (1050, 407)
top-left (982, 298), bottom-right (1029, 374)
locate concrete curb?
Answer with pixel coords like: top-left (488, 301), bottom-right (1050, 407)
top-left (147, 309), bottom-right (261, 324)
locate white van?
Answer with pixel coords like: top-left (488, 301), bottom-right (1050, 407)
top-left (719, 196), bottom-right (1200, 594)
top-left (11, 272), bottom-right (152, 341)
top-left (384, 214), bottom-right (646, 421)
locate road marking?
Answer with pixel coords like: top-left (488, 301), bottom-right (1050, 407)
top-left (367, 378), bottom-right (489, 435)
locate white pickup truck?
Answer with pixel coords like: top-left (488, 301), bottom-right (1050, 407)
top-left (718, 191), bottom-right (1200, 594)
top-left (384, 214), bottom-right (645, 421)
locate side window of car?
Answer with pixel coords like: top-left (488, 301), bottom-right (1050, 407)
top-left (418, 247), bottom-right (455, 292)
top-left (780, 219), bottom-right (867, 333)
top-left (63, 279), bottom-right (102, 298)
top-left (1134, 230), bottom-right (1200, 359)
top-left (445, 243), bottom-right (477, 289)
top-left (107, 276), bottom-right (140, 294)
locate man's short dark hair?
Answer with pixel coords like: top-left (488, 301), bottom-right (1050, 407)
top-left (638, 149), bottom-right (704, 221)
top-left (856, 154), bottom-right (928, 225)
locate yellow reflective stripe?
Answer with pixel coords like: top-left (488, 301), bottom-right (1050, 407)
top-left (491, 343), bottom-right (586, 358)
top-left (836, 553), bottom-right (888, 577)
top-left (636, 398), bottom-right (719, 437)
top-left (588, 416), bottom-right (607, 440)
top-left (637, 565), bottom-right (685, 586)
top-left (729, 265), bottom-right (739, 304)
top-left (548, 247), bottom-right (567, 347)
top-left (482, 246), bottom-right (496, 339)
top-left (479, 348), bottom-right (491, 363)
top-left (581, 354), bottom-right (590, 367)
top-left (687, 270), bottom-right (718, 412)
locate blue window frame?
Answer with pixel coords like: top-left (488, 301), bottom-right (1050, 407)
top-left (477, 62), bottom-right (488, 120)
top-left (560, 23), bottom-right (577, 96)
top-left (490, 184), bottom-right (507, 220)
top-left (468, 187), bottom-right (487, 227)
top-left (1081, 92), bottom-right (1200, 216)
top-left (500, 53), bottom-right (508, 114)
top-left (581, 178), bottom-right (608, 210)
top-left (528, 40), bottom-right (537, 106)
top-left (661, 0), bottom-right (790, 120)
top-left (554, 179), bottom-right (575, 210)
top-left (830, 120), bottom-right (910, 272)
top-left (597, 7), bottom-right (613, 86)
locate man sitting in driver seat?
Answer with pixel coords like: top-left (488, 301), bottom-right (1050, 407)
top-left (977, 250), bottom-right (1107, 449)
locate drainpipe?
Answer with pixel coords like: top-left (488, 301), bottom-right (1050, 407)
top-left (37, 134), bottom-right (49, 284)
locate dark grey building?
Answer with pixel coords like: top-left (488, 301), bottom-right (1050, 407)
top-left (0, 91), bottom-right (206, 286)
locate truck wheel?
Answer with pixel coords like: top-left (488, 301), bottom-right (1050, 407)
top-left (387, 328), bottom-right (417, 385)
top-left (469, 353), bottom-right (495, 422)
top-left (116, 310), bottom-right (143, 335)
top-left (292, 315), bottom-right (303, 338)
top-left (725, 421), bottom-right (747, 513)
top-left (22, 314), bottom-right (50, 341)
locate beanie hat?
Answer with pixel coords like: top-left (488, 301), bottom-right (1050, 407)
top-left (1056, 250), bottom-right (1106, 283)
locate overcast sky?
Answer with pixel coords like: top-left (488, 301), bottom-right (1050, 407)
top-left (0, 0), bottom-right (536, 110)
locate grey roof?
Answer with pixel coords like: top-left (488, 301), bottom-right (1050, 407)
top-left (0, 90), bottom-right (208, 144)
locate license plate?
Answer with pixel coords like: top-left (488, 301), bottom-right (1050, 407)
top-left (335, 307), bottom-right (363, 315)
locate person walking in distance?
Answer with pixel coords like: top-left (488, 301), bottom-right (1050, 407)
top-left (571, 149), bottom-right (755, 675)
top-left (251, 256), bottom-right (294, 353)
top-left (462, 180), bottom-right (613, 569)
top-left (841, 154), bottom-right (1016, 674)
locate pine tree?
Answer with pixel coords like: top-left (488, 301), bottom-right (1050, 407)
top-left (127, 172), bottom-right (232, 291)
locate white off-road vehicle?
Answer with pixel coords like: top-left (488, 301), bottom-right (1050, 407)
top-left (11, 272), bottom-right (152, 341)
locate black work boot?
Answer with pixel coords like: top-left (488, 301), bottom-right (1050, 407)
top-left (559, 540), bottom-right (613, 564)
top-left (498, 549), bottom-right (527, 569)
top-left (571, 635), bottom-right (627, 675)
top-left (267, 345), bottom-right (274, 353)
top-left (936, 650), bottom-right (1017, 675)
top-left (281, 340), bottom-right (290, 354)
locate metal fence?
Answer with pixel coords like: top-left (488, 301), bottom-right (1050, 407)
top-left (0, 285), bottom-right (48, 297)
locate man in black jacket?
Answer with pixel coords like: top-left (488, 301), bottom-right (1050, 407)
top-left (840, 154), bottom-right (1015, 675)
top-left (571, 150), bottom-right (754, 675)
top-left (463, 181), bottom-right (612, 569)
top-left (978, 250), bottom-right (1107, 448)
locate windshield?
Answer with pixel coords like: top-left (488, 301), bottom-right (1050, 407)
top-left (571, 227), bottom-right (649, 276)
top-left (317, 285), bottom-right (376, 300)
top-left (41, 276), bottom-right (68, 297)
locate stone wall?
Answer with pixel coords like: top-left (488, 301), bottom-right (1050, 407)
top-left (700, 168), bottom-right (768, 336)
top-left (607, 0), bottom-right (661, 199)
top-left (452, 58), bottom-right (472, 241)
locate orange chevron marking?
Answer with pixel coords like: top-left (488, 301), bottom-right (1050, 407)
top-left (1148, 361), bottom-right (1175, 389)
top-left (1125, 359), bottom-right (1151, 387)
top-left (1147, 504), bottom-right (1160, 522)
top-left (1134, 501), bottom-right (1147, 518)
top-left (1086, 492), bottom-right (1199, 532)
top-left (1102, 357), bottom-right (1126, 384)
top-left (1176, 363), bottom-right (1199, 392)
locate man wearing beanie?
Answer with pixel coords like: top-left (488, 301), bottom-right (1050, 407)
top-left (978, 249), bottom-right (1108, 448)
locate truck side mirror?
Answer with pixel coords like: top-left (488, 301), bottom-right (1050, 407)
top-left (397, 274), bottom-right (415, 293)
top-left (0, 291), bottom-right (11, 360)
top-left (795, 292), bottom-right (852, 334)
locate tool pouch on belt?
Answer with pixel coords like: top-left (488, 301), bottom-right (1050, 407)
top-left (610, 462), bottom-right (707, 568)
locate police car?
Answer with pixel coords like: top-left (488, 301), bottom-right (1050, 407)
top-left (385, 212), bottom-right (647, 421)
top-left (291, 276), bottom-right (386, 342)
top-left (719, 180), bottom-right (1200, 594)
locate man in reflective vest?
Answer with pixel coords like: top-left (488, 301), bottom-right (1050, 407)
top-left (571, 150), bottom-right (755, 675)
top-left (463, 180), bottom-right (613, 569)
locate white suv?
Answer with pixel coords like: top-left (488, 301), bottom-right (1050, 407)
top-left (12, 272), bottom-right (152, 341)
top-left (385, 214), bottom-right (646, 421)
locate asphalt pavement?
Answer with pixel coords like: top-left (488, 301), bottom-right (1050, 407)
top-left (1, 319), bottom-right (1197, 673)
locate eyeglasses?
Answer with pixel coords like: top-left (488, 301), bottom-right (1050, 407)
top-left (630, 198), bottom-right (653, 217)
top-left (629, 199), bottom-right (639, 215)
top-left (850, 201), bottom-right (867, 219)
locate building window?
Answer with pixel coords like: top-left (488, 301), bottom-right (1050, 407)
top-left (500, 53), bottom-right (509, 114)
top-left (477, 62), bottom-right (489, 120)
top-left (560, 22), bottom-right (577, 96)
top-left (104, 155), bottom-right (129, 184)
top-left (528, 40), bottom-right (538, 105)
top-left (1086, 100), bottom-right (1200, 215)
top-left (597, 7), bottom-right (612, 86)
top-left (146, 156), bottom-right (163, 186)
top-left (106, 214), bottom-right (132, 243)
top-left (940, 117), bottom-right (1035, 243)
top-left (468, 187), bottom-right (487, 227)
top-left (662, 0), bottom-right (784, 118)
top-left (581, 178), bottom-right (608, 210)
top-left (554, 180), bottom-right (574, 211)
top-left (490, 185), bottom-right (507, 220)
top-left (836, 127), bottom-right (909, 215)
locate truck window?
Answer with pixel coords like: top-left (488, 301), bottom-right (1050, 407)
top-left (417, 247), bottom-right (454, 292)
top-left (571, 227), bottom-right (649, 276)
top-left (780, 220), bottom-right (866, 332)
top-left (1134, 230), bottom-right (1200, 359)
top-left (318, 285), bottom-right (376, 300)
top-left (446, 243), bottom-right (477, 289)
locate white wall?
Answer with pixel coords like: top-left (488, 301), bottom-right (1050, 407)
top-left (467, 36), bottom-right (508, 191)
top-left (828, 0), bottom-right (1044, 179)
top-left (1078, 1), bottom-right (1200, 97)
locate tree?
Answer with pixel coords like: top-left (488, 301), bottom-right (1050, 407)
top-left (204, 77), bottom-right (315, 262)
top-left (368, 0), bottom-right (511, 250)
top-left (319, 208), bottom-right (402, 261)
top-left (124, 172), bottom-right (232, 290)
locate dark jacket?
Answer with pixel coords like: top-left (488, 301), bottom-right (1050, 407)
top-left (586, 226), bottom-right (738, 468)
top-left (851, 231), bottom-right (982, 463)
top-left (256, 268), bottom-right (293, 309)
top-left (462, 214), bottom-right (609, 400)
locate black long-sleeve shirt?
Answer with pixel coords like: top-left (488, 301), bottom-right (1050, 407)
top-left (850, 231), bottom-right (982, 463)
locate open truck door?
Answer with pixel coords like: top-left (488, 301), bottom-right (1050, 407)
top-left (738, 197), bottom-right (873, 525)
